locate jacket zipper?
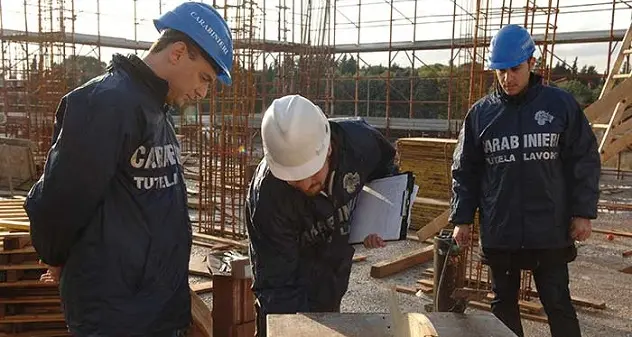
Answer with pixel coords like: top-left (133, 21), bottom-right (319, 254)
top-left (518, 103), bottom-right (525, 249)
top-left (165, 109), bottom-right (192, 238)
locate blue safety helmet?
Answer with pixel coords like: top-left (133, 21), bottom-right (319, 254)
top-left (154, 2), bottom-right (233, 86)
top-left (488, 24), bottom-right (536, 70)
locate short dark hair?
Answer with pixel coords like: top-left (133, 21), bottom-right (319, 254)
top-left (150, 28), bottom-right (222, 75)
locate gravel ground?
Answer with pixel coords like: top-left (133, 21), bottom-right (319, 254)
top-left (188, 211), bottom-right (632, 337)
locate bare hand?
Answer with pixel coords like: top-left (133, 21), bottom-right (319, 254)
top-left (39, 260), bottom-right (62, 283)
top-left (363, 233), bottom-right (386, 249)
top-left (570, 217), bottom-right (592, 241)
top-left (452, 225), bottom-right (472, 247)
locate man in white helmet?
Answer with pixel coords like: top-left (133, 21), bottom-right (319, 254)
top-left (245, 94), bottom-right (398, 336)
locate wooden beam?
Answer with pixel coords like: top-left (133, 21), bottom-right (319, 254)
top-left (586, 77), bottom-right (632, 123)
top-left (192, 232), bottom-right (248, 249)
top-left (593, 228), bottom-right (632, 238)
top-left (0, 219), bottom-right (30, 231)
top-left (190, 289), bottom-right (213, 337)
top-left (416, 209), bottom-right (450, 242)
top-left (599, 21), bottom-right (632, 97)
top-left (598, 100), bottom-right (627, 155)
top-left (570, 296), bottom-right (606, 310)
top-left (395, 285), bottom-right (419, 295)
top-left (191, 281), bottom-right (214, 295)
top-left (601, 131), bottom-right (632, 163)
top-left (370, 245), bottom-right (434, 278)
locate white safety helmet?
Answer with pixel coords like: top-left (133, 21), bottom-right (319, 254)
top-left (261, 94), bottom-right (331, 181)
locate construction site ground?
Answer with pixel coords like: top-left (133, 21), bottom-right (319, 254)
top-left (189, 174), bottom-right (632, 337)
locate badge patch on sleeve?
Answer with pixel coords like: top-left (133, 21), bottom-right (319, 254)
top-left (343, 172), bottom-right (360, 194)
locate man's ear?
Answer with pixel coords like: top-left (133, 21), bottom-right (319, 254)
top-left (327, 144), bottom-right (332, 157)
top-left (528, 56), bottom-right (536, 71)
top-left (167, 42), bottom-right (187, 65)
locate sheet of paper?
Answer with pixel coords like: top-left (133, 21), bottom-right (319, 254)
top-left (348, 174), bottom-right (419, 244)
top-left (407, 184), bottom-right (419, 228)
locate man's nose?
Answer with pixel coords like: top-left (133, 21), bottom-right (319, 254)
top-left (195, 85), bottom-right (209, 100)
top-left (296, 179), bottom-right (312, 192)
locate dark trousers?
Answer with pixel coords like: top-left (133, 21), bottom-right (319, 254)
top-left (489, 262), bottom-right (581, 337)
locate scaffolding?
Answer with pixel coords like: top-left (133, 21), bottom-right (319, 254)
top-left (0, 0), bottom-right (631, 240)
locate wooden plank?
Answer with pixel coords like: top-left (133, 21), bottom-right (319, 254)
top-left (0, 200), bottom-right (26, 205)
top-left (189, 258), bottom-right (212, 278)
top-left (416, 284), bottom-right (433, 294)
top-left (593, 228), bottom-right (632, 238)
top-left (601, 131), bottom-right (632, 163)
top-left (0, 211), bottom-right (27, 216)
top-left (0, 232), bottom-right (30, 238)
top-left (0, 329), bottom-right (72, 337)
top-left (0, 280), bottom-right (58, 288)
top-left (267, 312), bottom-right (518, 337)
top-left (416, 209), bottom-right (450, 242)
top-left (0, 313), bottom-right (65, 323)
top-left (394, 285), bottom-right (418, 295)
top-left (0, 263), bottom-right (47, 271)
top-left (190, 290), bottom-right (213, 337)
top-left (622, 249), bottom-right (632, 258)
top-left (451, 288), bottom-right (490, 302)
top-left (352, 255), bottom-right (367, 263)
top-left (0, 330), bottom-right (69, 337)
top-left (267, 313), bottom-right (393, 337)
top-left (415, 197), bottom-right (450, 207)
top-left (586, 76), bottom-right (632, 123)
top-left (599, 21), bottom-right (632, 96)
top-left (190, 281), bottom-right (214, 295)
top-left (619, 265), bottom-right (632, 274)
top-left (0, 219), bottom-right (30, 231)
top-left (0, 246), bottom-right (35, 254)
top-left (570, 296), bottom-right (607, 310)
top-left (370, 245), bottom-right (434, 278)
top-left (598, 99), bottom-right (628, 156)
top-left (0, 296), bottom-right (60, 304)
top-left (192, 232), bottom-right (248, 250)
top-left (0, 206), bottom-right (25, 211)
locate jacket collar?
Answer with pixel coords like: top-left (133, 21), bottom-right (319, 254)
top-left (494, 72), bottom-right (543, 105)
top-left (108, 53), bottom-right (170, 105)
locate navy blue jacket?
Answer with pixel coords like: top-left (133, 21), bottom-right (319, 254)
top-left (24, 54), bottom-right (192, 336)
top-left (450, 74), bottom-right (601, 250)
top-left (245, 118), bottom-right (397, 336)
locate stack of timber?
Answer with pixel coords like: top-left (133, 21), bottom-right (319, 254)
top-left (0, 231), bottom-right (69, 337)
top-left (396, 138), bottom-right (456, 231)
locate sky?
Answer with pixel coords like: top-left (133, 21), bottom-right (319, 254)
top-left (1, 0), bottom-right (631, 73)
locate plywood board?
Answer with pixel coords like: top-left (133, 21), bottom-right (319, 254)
top-left (266, 312), bottom-right (518, 337)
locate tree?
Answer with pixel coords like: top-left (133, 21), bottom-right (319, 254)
top-left (57, 55), bottom-right (107, 88)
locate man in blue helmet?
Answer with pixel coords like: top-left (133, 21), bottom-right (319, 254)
top-left (23, 2), bottom-right (232, 336)
top-left (450, 24), bottom-right (600, 337)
